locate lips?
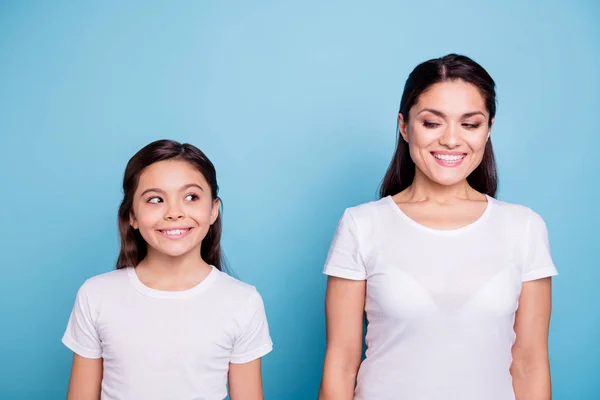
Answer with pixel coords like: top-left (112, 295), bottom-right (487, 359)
top-left (157, 227), bottom-right (193, 239)
top-left (431, 151), bottom-right (466, 167)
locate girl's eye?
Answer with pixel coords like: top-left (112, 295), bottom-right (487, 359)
top-left (462, 123), bottom-right (481, 129)
top-left (423, 121), bottom-right (441, 128)
top-left (184, 194), bottom-right (199, 201)
top-left (147, 197), bottom-right (162, 204)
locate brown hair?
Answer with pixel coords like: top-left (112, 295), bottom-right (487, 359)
top-left (380, 53), bottom-right (498, 198)
top-left (116, 139), bottom-right (223, 270)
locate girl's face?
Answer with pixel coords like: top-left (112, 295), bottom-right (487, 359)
top-left (400, 80), bottom-right (493, 187)
top-left (130, 159), bottom-right (219, 261)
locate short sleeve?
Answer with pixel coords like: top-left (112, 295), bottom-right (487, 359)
top-left (62, 282), bottom-right (102, 359)
top-left (230, 289), bottom-right (273, 364)
top-left (522, 211), bottom-right (558, 282)
top-left (323, 209), bottom-right (366, 280)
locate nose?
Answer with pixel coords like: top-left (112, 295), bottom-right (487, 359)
top-left (439, 123), bottom-right (461, 148)
top-left (164, 202), bottom-right (185, 221)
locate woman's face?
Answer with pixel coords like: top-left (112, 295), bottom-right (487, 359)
top-left (400, 80), bottom-right (493, 187)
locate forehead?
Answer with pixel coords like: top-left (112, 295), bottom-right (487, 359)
top-left (413, 80), bottom-right (487, 116)
top-left (137, 160), bottom-right (208, 188)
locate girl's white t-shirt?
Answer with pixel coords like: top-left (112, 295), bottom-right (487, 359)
top-left (323, 195), bottom-right (557, 400)
top-left (62, 266), bottom-right (273, 400)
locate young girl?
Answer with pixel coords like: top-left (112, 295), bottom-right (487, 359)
top-left (63, 140), bottom-right (273, 400)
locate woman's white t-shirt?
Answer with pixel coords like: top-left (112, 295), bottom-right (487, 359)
top-left (62, 266), bottom-right (273, 400)
top-left (323, 195), bottom-right (557, 400)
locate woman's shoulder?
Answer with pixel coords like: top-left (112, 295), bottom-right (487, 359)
top-left (489, 196), bottom-right (546, 225)
top-left (343, 196), bottom-right (393, 222)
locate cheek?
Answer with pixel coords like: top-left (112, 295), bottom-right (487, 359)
top-left (408, 127), bottom-right (437, 148)
top-left (134, 205), bottom-right (163, 229)
top-left (407, 129), bottom-right (436, 162)
top-left (408, 145), bottom-right (424, 166)
top-left (188, 201), bottom-right (215, 225)
top-left (467, 133), bottom-right (489, 155)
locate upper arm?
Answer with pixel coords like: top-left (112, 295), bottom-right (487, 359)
top-left (322, 209), bottom-right (368, 370)
top-left (512, 277), bottom-right (553, 367)
top-left (228, 359), bottom-right (263, 400)
top-left (324, 276), bottom-right (366, 369)
top-left (63, 283), bottom-right (102, 358)
top-left (230, 289), bottom-right (272, 364)
top-left (67, 353), bottom-right (103, 400)
top-left (227, 289), bottom-right (272, 399)
top-left (521, 211), bottom-right (557, 282)
top-left (512, 209), bottom-right (556, 364)
top-left (512, 210), bottom-right (556, 368)
top-left (63, 282), bottom-right (103, 399)
top-left (323, 210), bottom-right (367, 281)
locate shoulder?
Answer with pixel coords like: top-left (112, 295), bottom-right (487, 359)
top-left (69, 269), bottom-right (129, 317)
top-left (82, 268), bottom-right (129, 289)
top-left (212, 269), bottom-right (263, 305)
top-left (77, 268), bottom-right (130, 299)
top-left (327, 198), bottom-right (394, 249)
top-left (342, 197), bottom-right (392, 226)
top-left (210, 270), bottom-right (267, 326)
top-left (489, 197), bottom-right (545, 227)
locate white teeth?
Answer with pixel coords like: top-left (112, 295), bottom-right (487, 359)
top-left (434, 153), bottom-right (465, 162)
top-left (163, 229), bottom-right (188, 236)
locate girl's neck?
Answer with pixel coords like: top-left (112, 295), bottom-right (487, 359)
top-left (398, 169), bottom-right (484, 204)
top-left (135, 247), bottom-right (212, 291)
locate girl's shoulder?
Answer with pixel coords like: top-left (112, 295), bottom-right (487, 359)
top-left (212, 268), bottom-right (262, 303)
top-left (78, 268), bottom-right (128, 299)
top-left (68, 269), bottom-right (130, 315)
top-left (79, 268), bottom-right (130, 293)
top-left (214, 270), bottom-right (273, 317)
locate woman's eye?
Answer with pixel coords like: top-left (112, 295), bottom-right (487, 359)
top-left (462, 123), bottom-right (481, 129)
top-left (423, 121), bottom-right (441, 128)
top-left (184, 194), bottom-right (199, 201)
top-left (147, 197), bottom-right (162, 204)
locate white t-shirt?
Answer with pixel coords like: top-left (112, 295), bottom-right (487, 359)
top-left (323, 195), bottom-right (557, 400)
top-left (62, 266), bottom-right (273, 400)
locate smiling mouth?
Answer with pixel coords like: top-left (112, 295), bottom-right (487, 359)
top-left (157, 228), bottom-right (193, 239)
top-left (431, 152), bottom-right (466, 167)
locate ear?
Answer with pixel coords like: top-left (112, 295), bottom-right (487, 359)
top-left (487, 117), bottom-right (495, 140)
top-left (129, 213), bottom-right (138, 230)
top-left (398, 113), bottom-right (409, 143)
top-left (210, 198), bottom-right (220, 225)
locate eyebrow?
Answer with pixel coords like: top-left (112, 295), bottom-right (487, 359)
top-left (140, 183), bottom-right (204, 197)
top-left (417, 108), bottom-right (486, 118)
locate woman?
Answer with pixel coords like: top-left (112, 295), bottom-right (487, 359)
top-left (319, 54), bottom-right (556, 400)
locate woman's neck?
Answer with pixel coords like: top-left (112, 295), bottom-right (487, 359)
top-left (398, 169), bottom-right (484, 204)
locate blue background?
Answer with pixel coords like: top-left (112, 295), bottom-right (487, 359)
top-left (1, 1), bottom-right (598, 399)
